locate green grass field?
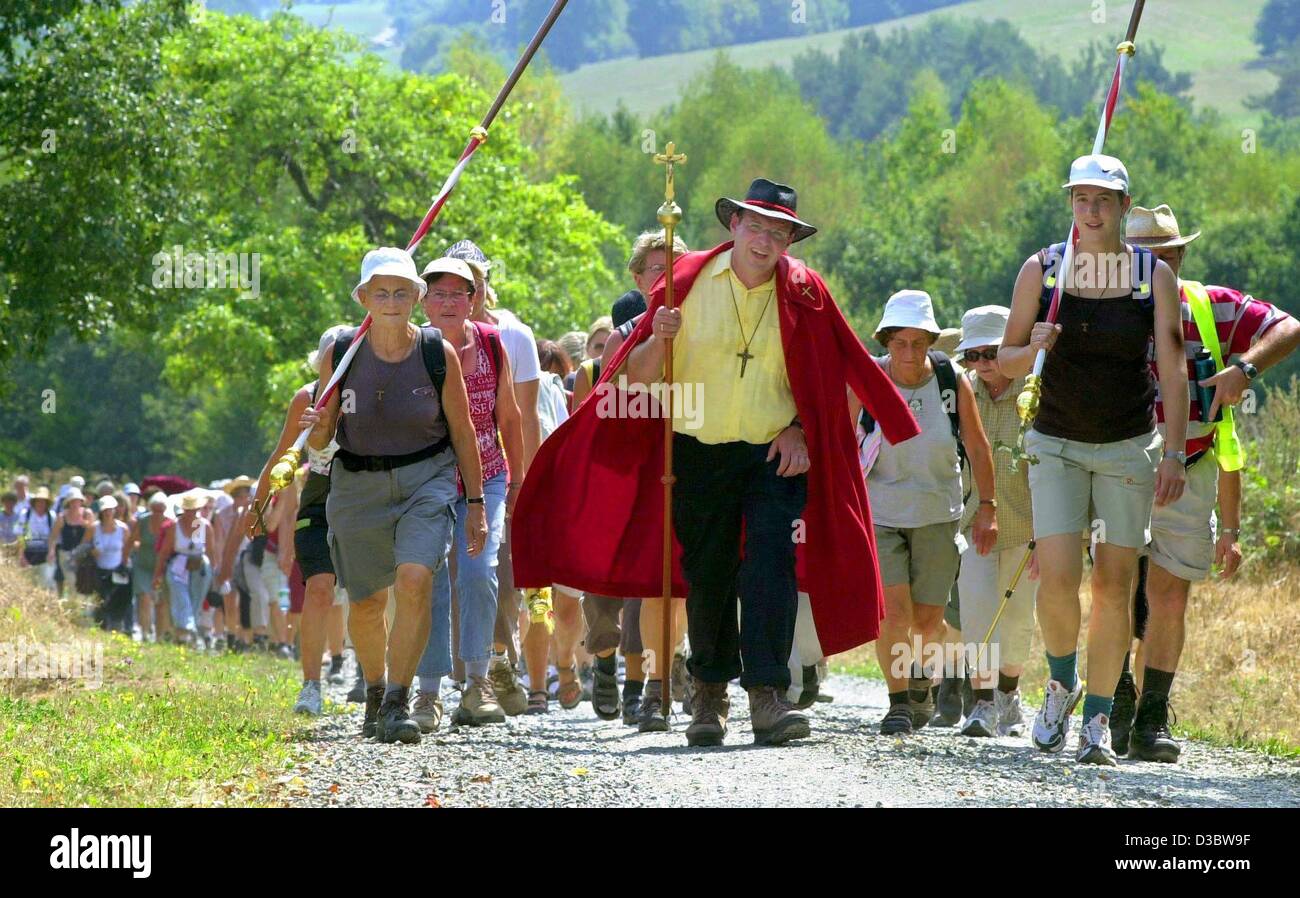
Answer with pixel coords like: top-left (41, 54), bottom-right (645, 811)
top-left (558, 0), bottom-right (1275, 127)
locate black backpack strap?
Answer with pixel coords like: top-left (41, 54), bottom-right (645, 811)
top-left (329, 327), bottom-right (360, 390)
top-left (928, 350), bottom-right (964, 457)
top-left (1037, 242), bottom-right (1067, 320)
top-left (419, 325), bottom-right (447, 400)
top-left (1130, 245), bottom-right (1155, 311)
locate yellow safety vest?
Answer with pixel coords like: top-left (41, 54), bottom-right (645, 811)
top-left (1181, 280), bottom-right (1245, 472)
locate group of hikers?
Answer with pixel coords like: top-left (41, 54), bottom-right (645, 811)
top-left (6, 151), bottom-right (1297, 770)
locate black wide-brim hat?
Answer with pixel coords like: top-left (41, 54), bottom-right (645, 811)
top-left (715, 177), bottom-right (817, 243)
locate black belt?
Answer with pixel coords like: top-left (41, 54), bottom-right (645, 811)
top-left (335, 437), bottom-right (451, 473)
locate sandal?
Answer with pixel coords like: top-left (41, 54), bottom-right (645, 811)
top-left (557, 664), bottom-right (583, 710)
top-left (527, 690), bottom-right (549, 715)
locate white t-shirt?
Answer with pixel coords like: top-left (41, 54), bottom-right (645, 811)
top-left (537, 372), bottom-right (570, 441)
top-left (490, 308), bottom-right (540, 384)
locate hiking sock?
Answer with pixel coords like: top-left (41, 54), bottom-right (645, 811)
top-left (908, 679), bottom-right (931, 703)
top-left (465, 659), bottom-right (489, 681)
top-left (1082, 693), bottom-right (1113, 722)
top-left (596, 653), bottom-right (617, 676)
top-left (622, 678), bottom-right (644, 700)
top-left (644, 679), bottom-right (663, 699)
top-left (997, 672), bottom-right (1019, 694)
top-left (1046, 651), bottom-right (1078, 691)
top-left (383, 683), bottom-right (407, 703)
top-left (1142, 666), bottom-right (1176, 699)
top-left (973, 688), bottom-right (996, 704)
top-left (329, 655), bottom-right (344, 675)
top-left (418, 676), bottom-right (441, 695)
top-left (888, 690), bottom-right (910, 708)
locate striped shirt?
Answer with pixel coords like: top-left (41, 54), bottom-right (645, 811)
top-left (1151, 284), bottom-right (1290, 455)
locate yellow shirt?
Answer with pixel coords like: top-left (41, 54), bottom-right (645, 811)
top-left (671, 250), bottom-right (796, 444)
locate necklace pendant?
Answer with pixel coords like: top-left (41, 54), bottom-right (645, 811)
top-left (376, 390), bottom-right (384, 402)
top-left (909, 397), bottom-right (923, 413)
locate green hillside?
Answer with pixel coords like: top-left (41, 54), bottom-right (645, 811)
top-left (558, 0), bottom-right (1276, 126)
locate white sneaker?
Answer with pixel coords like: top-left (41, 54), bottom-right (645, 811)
top-left (1077, 713), bottom-right (1118, 766)
top-left (960, 698), bottom-right (998, 737)
top-left (293, 680), bottom-right (323, 716)
top-left (1032, 679), bottom-right (1083, 753)
top-left (995, 688), bottom-right (1026, 737)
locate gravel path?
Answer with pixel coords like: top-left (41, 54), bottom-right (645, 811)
top-left (291, 664), bottom-right (1300, 808)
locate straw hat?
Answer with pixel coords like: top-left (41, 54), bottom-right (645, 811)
top-left (179, 490), bottom-right (206, 511)
top-left (1125, 204), bottom-right (1200, 248)
top-left (223, 475), bottom-right (255, 495)
top-left (30, 486), bottom-right (52, 503)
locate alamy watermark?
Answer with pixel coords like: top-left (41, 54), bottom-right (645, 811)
top-left (1, 637), bottom-right (104, 688)
top-left (592, 376), bottom-right (704, 431)
top-left (151, 245), bottom-right (260, 298)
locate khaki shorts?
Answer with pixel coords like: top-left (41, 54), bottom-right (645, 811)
top-left (1148, 448), bottom-right (1218, 582)
top-left (874, 519), bottom-right (961, 606)
top-left (957, 540), bottom-right (1037, 672)
top-left (1025, 428), bottom-right (1161, 549)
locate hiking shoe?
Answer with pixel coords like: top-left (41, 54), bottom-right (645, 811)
top-left (1128, 693), bottom-right (1181, 763)
top-left (685, 678), bottom-right (728, 747)
top-left (1110, 671), bottom-right (1138, 756)
top-left (1032, 679), bottom-right (1083, 754)
top-left (346, 669), bottom-right (367, 704)
top-left (671, 653), bottom-right (691, 713)
top-left (327, 655), bottom-right (345, 685)
top-left (932, 676), bottom-right (964, 727)
top-left (1077, 713), bottom-right (1117, 766)
top-left (591, 665), bottom-right (622, 721)
top-left (814, 660), bottom-right (833, 703)
top-left (452, 676), bottom-right (506, 726)
top-left (622, 692), bottom-right (643, 725)
top-left (880, 703), bottom-right (914, 736)
top-left (748, 686), bottom-right (810, 746)
top-left (960, 698), bottom-right (997, 737)
top-left (908, 677), bottom-right (935, 729)
top-left (293, 680), bottom-right (323, 716)
top-left (362, 684), bottom-right (385, 738)
top-left (638, 684), bottom-right (669, 733)
top-left (376, 687), bottom-right (421, 745)
top-left (995, 688), bottom-right (1026, 738)
top-left (793, 664), bottom-right (820, 710)
top-left (488, 654), bottom-right (528, 717)
top-left (411, 690), bottom-right (444, 733)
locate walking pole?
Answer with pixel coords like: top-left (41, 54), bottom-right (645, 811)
top-left (653, 142), bottom-right (686, 720)
top-left (1006, 0), bottom-right (1147, 469)
top-left (973, 539), bottom-right (1036, 678)
top-left (250, 0), bottom-right (572, 531)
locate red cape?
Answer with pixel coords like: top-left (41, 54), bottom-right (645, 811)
top-left (512, 243), bottom-right (919, 653)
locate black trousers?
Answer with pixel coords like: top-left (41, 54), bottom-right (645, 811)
top-left (672, 433), bottom-right (807, 690)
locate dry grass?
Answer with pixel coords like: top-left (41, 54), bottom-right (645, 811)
top-left (833, 566), bottom-right (1300, 755)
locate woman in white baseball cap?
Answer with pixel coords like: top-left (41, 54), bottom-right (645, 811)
top-left (997, 152), bottom-right (1188, 766)
top-left (857, 289), bottom-right (998, 736)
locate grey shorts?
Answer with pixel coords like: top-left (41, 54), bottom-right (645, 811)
top-left (326, 449), bottom-right (458, 602)
top-left (874, 519), bottom-right (962, 606)
top-left (1148, 448), bottom-right (1219, 582)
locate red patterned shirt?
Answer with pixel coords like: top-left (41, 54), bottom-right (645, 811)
top-left (463, 321), bottom-right (509, 485)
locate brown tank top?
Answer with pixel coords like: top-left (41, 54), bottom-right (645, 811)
top-left (337, 332), bottom-right (448, 456)
top-left (1035, 290), bottom-right (1155, 443)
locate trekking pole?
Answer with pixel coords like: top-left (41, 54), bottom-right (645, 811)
top-left (1008, 0), bottom-right (1147, 469)
top-left (972, 539), bottom-right (1036, 679)
top-left (251, 0), bottom-right (573, 531)
top-left (653, 142), bottom-right (686, 721)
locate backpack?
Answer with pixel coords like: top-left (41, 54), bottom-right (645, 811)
top-left (861, 350), bottom-right (967, 477)
top-left (332, 324), bottom-right (448, 406)
top-left (1036, 242), bottom-right (1156, 318)
top-left (580, 357), bottom-right (602, 390)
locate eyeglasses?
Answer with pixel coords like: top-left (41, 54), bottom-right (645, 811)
top-left (962, 348), bottom-right (1000, 363)
top-left (427, 290), bottom-right (473, 303)
top-left (369, 289), bottom-right (413, 304)
top-left (642, 264), bottom-right (667, 276)
top-left (741, 218), bottom-right (793, 245)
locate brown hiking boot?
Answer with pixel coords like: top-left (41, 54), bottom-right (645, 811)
top-left (452, 675), bottom-right (506, 726)
top-left (748, 686), bottom-right (810, 746)
top-left (685, 677), bottom-right (729, 747)
top-left (488, 654), bottom-right (528, 716)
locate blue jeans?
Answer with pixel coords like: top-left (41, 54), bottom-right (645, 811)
top-left (418, 472), bottom-right (508, 679)
top-left (168, 560), bottom-right (212, 634)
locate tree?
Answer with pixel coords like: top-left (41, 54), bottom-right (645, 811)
top-left (1255, 0), bottom-right (1300, 57)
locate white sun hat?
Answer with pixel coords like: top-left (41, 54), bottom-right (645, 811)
top-left (956, 305), bottom-right (1011, 353)
top-left (1063, 153), bottom-right (1130, 194)
top-left (351, 247), bottom-right (427, 303)
top-left (875, 289), bottom-right (941, 337)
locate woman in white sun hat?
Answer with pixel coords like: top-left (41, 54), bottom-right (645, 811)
top-left (855, 288), bottom-right (998, 737)
top-left (298, 246), bottom-right (486, 746)
top-left (90, 495), bottom-right (134, 633)
top-left (153, 489), bottom-right (214, 646)
top-left (998, 153), bottom-right (1187, 766)
top-left (949, 305), bottom-right (1039, 740)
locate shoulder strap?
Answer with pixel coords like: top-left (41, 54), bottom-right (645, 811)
top-left (330, 327), bottom-right (360, 390)
top-left (1130, 246), bottom-right (1155, 310)
top-left (1182, 280), bottom-right (1245, 472)
top-left (928, 350), bottom-right (966, 466)
top-left (419, 325), bottom-right (447, 402)
top-left (1038, 242), bottom-right (1067, 317)
top-left (470, 320), bottom-right (502, 380)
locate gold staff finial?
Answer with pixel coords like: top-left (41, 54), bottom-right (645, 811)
top-left (653, 141), bottom-right (686, 205)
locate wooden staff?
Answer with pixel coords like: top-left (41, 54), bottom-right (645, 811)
top-left (653, 141), bottom-right (685, 719)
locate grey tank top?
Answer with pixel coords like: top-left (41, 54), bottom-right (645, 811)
top-left (867, 356), bottom-right (964, 529)
top-left (337, 332), bottom-right (447, 457)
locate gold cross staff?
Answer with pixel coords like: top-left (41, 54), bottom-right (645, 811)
top-left (653, 142), bottom-right (687, 202)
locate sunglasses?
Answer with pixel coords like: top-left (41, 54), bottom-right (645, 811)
top-left (962, 348), bottom-right (1000, 363)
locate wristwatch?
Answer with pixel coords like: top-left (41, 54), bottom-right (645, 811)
top-left (1234, 360), bottom-right (1259, 380)
top-left (979, 498), bottom-right (997, 509)
top-left (1221, 527), bottom-right (1241, 539)
top-left (1162, 449), bottom-right (1187, 464)
top-left (466, 496), bottom-right (485, 505)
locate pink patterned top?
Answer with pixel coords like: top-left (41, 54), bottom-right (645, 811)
top-left (463, 320), bottom-right (508, 485)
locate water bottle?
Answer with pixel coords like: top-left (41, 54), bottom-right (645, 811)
top-left (1193, 348), bottom-right (1222, 424)
top-left (278, 585), bottom-right (290, 612)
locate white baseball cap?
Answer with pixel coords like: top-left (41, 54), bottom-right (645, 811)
top-left (351, 247), bottom-right (427, 303)
top-left (956, 305), bottom-right (1011, 353)
top-left (70, 476), bottom-right (86, 488)
top-left (875, 289), bottom-right (941, 336)
top-left (98, 495), bottom-right (119, 511)
top-left (420, 256), bottom-right (477, 289)
top-left (1063, 153), bottom-right (1130, 194)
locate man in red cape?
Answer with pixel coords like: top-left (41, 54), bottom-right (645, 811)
top-left (513, 178), bottom-right (919, 746)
